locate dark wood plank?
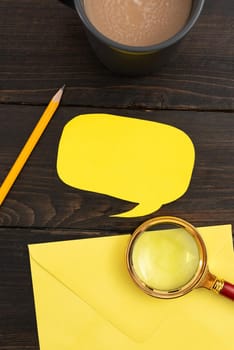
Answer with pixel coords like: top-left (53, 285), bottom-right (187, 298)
top-left (0, 0), bottom-right (233, 110)
top-left (0, 227), bottom-right (108, 350)
top-left (0, 104), bottom-right (233, 232)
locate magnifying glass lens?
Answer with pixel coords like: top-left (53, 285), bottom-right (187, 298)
top-left (131, 224), bottom-right (200, 291)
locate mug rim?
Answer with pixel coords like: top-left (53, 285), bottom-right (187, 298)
top-left (74, 0), bottom-right (206, 52)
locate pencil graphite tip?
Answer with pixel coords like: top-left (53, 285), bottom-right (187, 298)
top-left (52, 85), bottom-right (66, 103)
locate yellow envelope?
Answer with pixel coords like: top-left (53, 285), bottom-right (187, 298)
top-left (29, 224), bottom-right (234, 350)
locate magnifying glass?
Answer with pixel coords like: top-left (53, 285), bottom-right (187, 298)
top-left (127, 216), bottom-right (234, 300)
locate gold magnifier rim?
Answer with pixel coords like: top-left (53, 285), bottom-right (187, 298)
top-left (126, 216), bottom-right (207, 299)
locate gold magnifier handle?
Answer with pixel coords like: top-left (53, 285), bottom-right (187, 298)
top-left (199, 270), bottom-right (234, 300)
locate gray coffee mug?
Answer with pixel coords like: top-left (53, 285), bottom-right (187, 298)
top-left (60, 0), bottom-right (206, 75)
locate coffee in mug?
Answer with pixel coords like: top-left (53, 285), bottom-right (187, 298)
top-left (59, 0), bottom-right (205, 75)
top-left (84, 0), bottom-right (192, 46)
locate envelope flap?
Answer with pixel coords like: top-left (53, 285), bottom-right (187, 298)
top-left (29, 234), bottom-right (174, 342)
top-left (29, 224), bottom-right (233, 343)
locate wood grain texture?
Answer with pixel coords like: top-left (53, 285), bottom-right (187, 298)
top-left (0, 104), bottom-right (233, 232)
top-left (0, 0), bottom-right (233, 348)
top-left (0, 0), bottom-right (233, 110)
top-left (0, 227), bottom-right (104, 350)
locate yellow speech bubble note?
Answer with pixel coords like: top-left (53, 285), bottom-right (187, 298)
top-left (57, 114), bottom-right (195, 217)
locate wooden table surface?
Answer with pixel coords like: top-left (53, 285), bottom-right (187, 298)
top-left (0, 0), bottom-right (233, 348)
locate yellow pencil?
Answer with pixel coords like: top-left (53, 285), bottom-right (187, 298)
top-left (0, 85), bottom-right (65, 206)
